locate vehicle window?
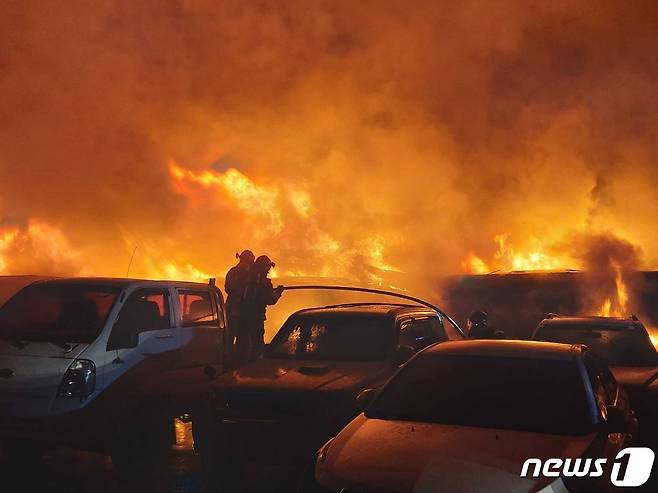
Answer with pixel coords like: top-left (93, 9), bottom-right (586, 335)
top-left (0, 282), bottom-right (120, 344)
top-left (534, 324), bottom-right (658, 366)
top-left (430, 317), bottom-right (448, 342)
top-left (118, 289), bottom-right (171, 333)
top-left (178, 290), bottom-right (216, 325)
top-left (584, 353), bottom-right (618, 404)
top-left (266, 313), bottom-right (396, 361)
top-left (214, 289), bottom-right (226, 329)
top-left (399, 318), bottom-right (442, 351)
top-left (592, 377), bottom-right (609, 419)
top-left (442, 316), bottom-right (465, 340)
top-left (367, 354), bottom-right (593, 436)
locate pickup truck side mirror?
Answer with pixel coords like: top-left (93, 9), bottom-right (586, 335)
top-left (604, 404), bottom-right (628, 433)
top-left (394, 345), bottom-right (416, 365)
top-left (107, 322), bottom-right (138, 351)
top-left (356, 388), bottom-right (377, 411)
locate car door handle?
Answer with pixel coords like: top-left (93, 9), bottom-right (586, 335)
top-left (155, 334), bottom-right (174, 340)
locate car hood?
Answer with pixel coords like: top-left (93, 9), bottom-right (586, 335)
top-left (610, 366), bottom-right (658, 388)
top-left (0, 340), bottom-right (89, 417)
top-left (319, 414), bottom-right (595, 493)
top-left (216, 358), bottom-right (392, 417)
top-left (221, 357), bottom-right (392, 392)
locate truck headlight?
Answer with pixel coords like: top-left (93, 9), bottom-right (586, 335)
top-left (59, 359), bottom-right (96, 398)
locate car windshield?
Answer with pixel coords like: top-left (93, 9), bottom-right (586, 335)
top-left (535, 324), bottom-right (658, 366)
top-left (0, 282), bottom-right (120, 344)
top-left (367, 354), bottom-right (593, 435)
top-left (265, 313), bottom-right (396, 361)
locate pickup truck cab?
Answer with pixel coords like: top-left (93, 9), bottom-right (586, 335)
top-left (0, 277), bottom-right (226, 474)
top-left (196, 302), bottom-right (465, 488)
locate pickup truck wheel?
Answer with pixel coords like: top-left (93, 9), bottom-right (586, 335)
top-left (4, 439), bottom-right (46, 468)
top-left (110, 413), bottom-right (172, 478)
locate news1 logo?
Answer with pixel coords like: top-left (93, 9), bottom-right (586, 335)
top-left (520, 447), bottom-right (655, 487)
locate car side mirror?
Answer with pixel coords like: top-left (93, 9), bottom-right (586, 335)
top-left (107, 322), bottom-right (138, 351)
top-left (394, 345), bottom-right (416, 365)
top-left (356, 388), bottom-right (377, 411)
top-left (604, 405), bottom-right (628, 433)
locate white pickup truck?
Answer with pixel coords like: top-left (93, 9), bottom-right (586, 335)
top-left (0, 276), bottom-right (227, 475)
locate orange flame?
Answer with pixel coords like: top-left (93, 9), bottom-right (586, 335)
top-left (596, 264), bottom-right (628, 317)
top-left (462, 234), bottom-right (574, 274)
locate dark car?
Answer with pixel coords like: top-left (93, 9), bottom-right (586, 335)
top-left (311, 340), bottom-right (639, 493)
top-left (195, 302), bottom-right (464, 487)
top-left (532, 315), bottom-right (658, 439)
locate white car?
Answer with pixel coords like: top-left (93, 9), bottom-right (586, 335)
top-left (0, 277), bottom-right (227, 474)
top-left (312, 340), bottom-right (638, 493)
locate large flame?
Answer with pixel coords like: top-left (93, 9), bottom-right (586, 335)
top-left (463, 234), bottom-right (576, 274)
top-left (596, 264), bottom-right (629, 317)
top-left (1, 1), bottom-right (657, 299)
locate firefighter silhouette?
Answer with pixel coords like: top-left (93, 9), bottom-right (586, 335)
top-left (240, 255), bottom-right (283, 362)
top-left (467, 310), bottom-right (497, 339)
top-left (225, 250), bottom-right (255, 364)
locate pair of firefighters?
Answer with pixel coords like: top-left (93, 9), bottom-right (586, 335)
top-left (224, 250), bottom-right (283, 365)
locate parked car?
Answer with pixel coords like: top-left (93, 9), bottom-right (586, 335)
top-left (311, 340), bottom-right (638, 493)
top-left (196, 302), bottom-right (465, 488)
top-left (532, 315), bottom-right (658, 439)
top-left (0, 277), bottom-right (226, 474)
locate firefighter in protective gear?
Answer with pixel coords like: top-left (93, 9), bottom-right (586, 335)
top-left (241, 255), bottom-right (283, 361)
top-left (467, 310), bottom-right (496, 339)
top-left (225, 250), bottom-right (255, 364)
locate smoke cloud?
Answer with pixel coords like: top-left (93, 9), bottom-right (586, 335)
top-left (1, 0), bottom-right (657, 299)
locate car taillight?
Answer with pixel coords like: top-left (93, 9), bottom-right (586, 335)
top-left (59, 359), bottom-right (96, 398)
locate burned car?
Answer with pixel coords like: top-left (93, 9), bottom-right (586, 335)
top-left (532, 315), bottom-right (658, 439)
top-left (311, 340), bottom-right (639, 493)
top-left (196, 302), bottom-right (465, 487)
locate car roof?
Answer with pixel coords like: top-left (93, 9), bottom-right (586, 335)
top-left (538, 316), bottom-right (645, 330)
top-left (423, 339), bottom-right (584, 360)
top-left (291, 303), bottom-right (437, 318)
top-left (28, 276), bottom-right (213, 289)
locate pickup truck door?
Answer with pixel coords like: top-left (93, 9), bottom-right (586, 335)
top-left (103, 287), bottom-right (179, 404)
top-left (174, 288), bottom-right (223, 397)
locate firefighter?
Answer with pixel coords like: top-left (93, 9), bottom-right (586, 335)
top-left (242, 255), bottom-right (283, 361)
top-left (467, 310), bottom-right (497, 339)
top-left (225, 250), bottom-right (255, 364)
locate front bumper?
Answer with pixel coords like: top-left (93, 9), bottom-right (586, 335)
top-left (0, 397), bottom-right (119, 452)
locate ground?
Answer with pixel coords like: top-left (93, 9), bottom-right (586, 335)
top-left (2, 421), bottom-right (658, 493)
top-left (0, 420), bottom-right (202, 493)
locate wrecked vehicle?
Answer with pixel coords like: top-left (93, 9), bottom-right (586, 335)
top-left (0, 277), bottom-right (226, 474)
top-left (312, 340), bottom-right (639, 493)
top-left (196, 300), bottom-right (465, 488)
top-left (532, 315), bottom-right (658, 439)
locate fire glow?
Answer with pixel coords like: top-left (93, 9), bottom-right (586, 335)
top-left (0, 1), bottom-right (657, 305)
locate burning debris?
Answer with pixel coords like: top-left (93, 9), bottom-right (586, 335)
top-left (572, 232), bottom-right (641, 318)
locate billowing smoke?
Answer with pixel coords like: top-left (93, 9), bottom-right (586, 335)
top-left (571, 233), bottom-right (642, 316)
top-left (1, 1), bottom-right (657, 303)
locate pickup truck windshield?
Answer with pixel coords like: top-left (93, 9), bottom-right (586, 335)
top-left (0, 282), bottom-right (120, 344)
top-left (367, 354), bottom-right (593, 435)
top-left (535, 324), bottom-right (658, 366)
top-left (266, 313), bottom-right (395, 361)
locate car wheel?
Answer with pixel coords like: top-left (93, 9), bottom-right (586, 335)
top-left (110, 412), bottom-right (172, 478)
